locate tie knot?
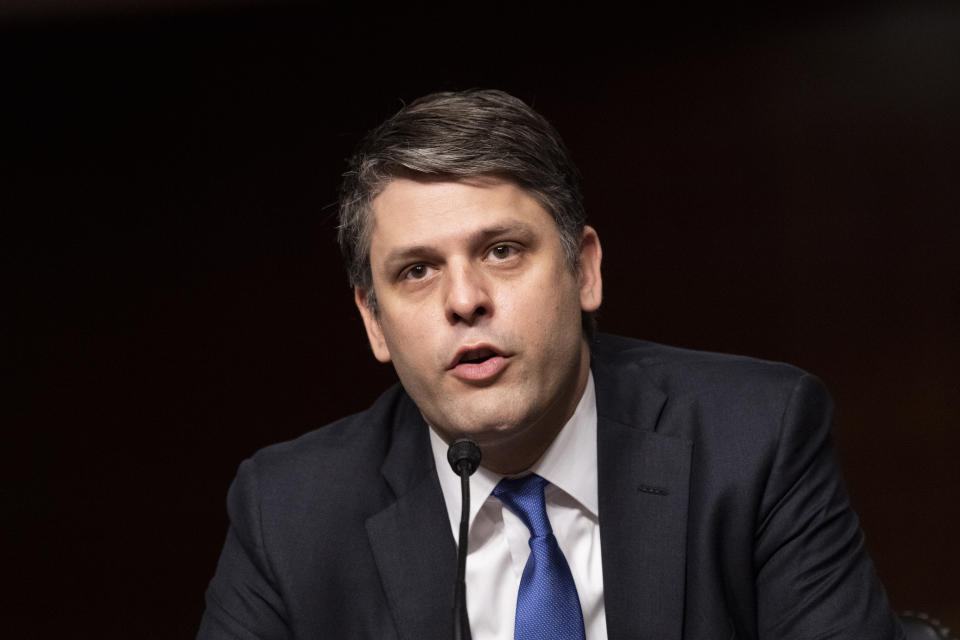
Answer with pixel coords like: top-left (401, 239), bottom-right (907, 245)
top-left (493, 473), bottom-right (552, 538)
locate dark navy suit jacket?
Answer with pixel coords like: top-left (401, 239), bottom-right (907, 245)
top-left (198, 334), bottom-right (904, 639)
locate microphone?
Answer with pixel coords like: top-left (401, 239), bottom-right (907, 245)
top-left (447, 438), bottom-right (481, 640)
top-left (447, 438), bottom-right (482, 476)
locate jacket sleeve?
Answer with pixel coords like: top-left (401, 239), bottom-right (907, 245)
top-left (197, 458), bottom-right (290, 640)
top-left (752, 373), bottom-right (904, 639)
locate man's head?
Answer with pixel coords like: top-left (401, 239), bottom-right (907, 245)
top-left (338, 89), bottom-right (591, 328)
top-left (338, 90), bottom-right (602, 473)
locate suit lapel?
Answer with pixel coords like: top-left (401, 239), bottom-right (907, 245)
top-left (365, 393), bottom-right (458, 640)
top-left (594, 347), bottom-right (692, 640)
top-left (364, 341), bottom-right (692, 640)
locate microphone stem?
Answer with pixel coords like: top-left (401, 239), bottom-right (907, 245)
top-left (453, 467), bottom-right (470, 640)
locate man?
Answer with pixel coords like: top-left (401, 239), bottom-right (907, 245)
top-left (198, 89), bottom-right (904, 639)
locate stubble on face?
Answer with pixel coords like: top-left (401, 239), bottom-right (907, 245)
top-left (356, 177), bottom-right (601, 473)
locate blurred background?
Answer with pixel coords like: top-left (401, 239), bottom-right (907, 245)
top-left (4, 1), bottom-right (958, 636)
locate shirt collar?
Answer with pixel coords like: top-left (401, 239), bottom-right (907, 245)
top-left (430, 372), bottom-right (599, 540)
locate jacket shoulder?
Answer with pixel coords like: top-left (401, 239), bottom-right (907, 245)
top-left (590, 333), bottom-right (832, 453)
top-left (251, 384), bottom-right (403, 475)
top-left (226, 383), bottom-right (416, 530)
top-left (592, 333), bottom-right (816, 395)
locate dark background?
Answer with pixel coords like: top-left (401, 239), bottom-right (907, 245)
top-left (4, 1), bottom-right (958, 637)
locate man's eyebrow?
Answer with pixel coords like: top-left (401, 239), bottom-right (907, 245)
top-left (382, 244), bottom-right (439, 270)
top-left (381, 221), bottom-right (537, 267)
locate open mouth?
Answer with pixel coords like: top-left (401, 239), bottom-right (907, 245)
top-left (450, 344), bottom-right (504, 369)
top-left (458, 347), bottom-right (497, 365)
top-left (449, 344), bottom-right (509, 381)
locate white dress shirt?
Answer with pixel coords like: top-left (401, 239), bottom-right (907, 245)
top-left (430, 373), bottom-right (607, 640)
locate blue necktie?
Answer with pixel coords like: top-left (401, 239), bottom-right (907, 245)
top-left (494, 474), bottom-right (587, 640)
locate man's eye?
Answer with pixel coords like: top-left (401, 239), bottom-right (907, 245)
top-left (403, 264), bottom-right (430, 280)
top-left (489, 245), bottom-right (517, 260)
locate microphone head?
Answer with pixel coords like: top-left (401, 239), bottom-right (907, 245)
top-left (447, 438), bottom-right (482, 476)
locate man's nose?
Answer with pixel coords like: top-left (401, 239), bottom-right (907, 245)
top-left (444, 262), bottom-right (492, 325)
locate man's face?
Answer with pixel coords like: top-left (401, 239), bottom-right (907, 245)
top-left (355, 176), bottom-right (602, 471)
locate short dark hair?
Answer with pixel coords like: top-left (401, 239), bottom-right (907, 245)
top-left (338, 89), bottom-right (594, 334)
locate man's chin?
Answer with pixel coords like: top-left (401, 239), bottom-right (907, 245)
top-left (430, 414), bottom-right (528, 446)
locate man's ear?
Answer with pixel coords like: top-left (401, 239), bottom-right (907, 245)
top-left (354, 287), bottom-right (392, 363)
top-left (578, 225), bottom-right (603, 312)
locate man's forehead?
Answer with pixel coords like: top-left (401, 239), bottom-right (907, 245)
top-left (372, 176), bottom-right (518, 212)
top-left (368, 177), bottom-right (550, 240)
